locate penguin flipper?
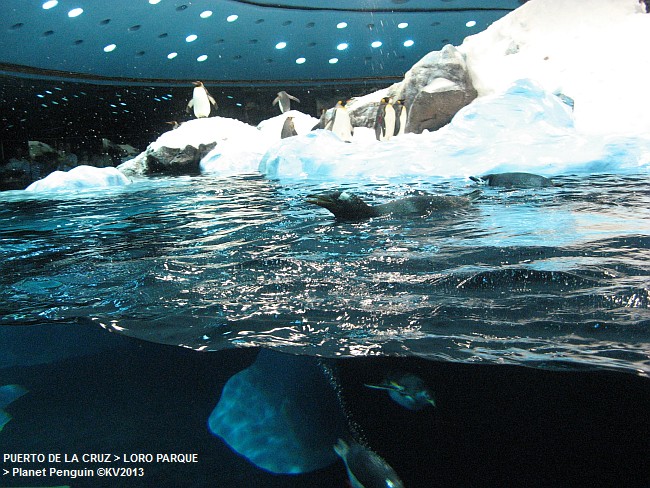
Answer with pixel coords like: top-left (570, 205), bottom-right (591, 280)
top-left (207, 94), bottom-right (217, 107)
top-left (469, 176), bottom-right (485, 185)
top-left (186, 100), bottom-right (194, 113)
top-left (364, 383), bottom-right (393, 391)
top-left (288, 95), bottom-right (301, 103)
top-left (324, 110), bottom-right (337, 131)
top-left (272, 96), bottom-right (280, 106)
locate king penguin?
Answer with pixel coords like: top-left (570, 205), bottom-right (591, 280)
top-left (325, 101), bottom-right (354, 142)
top-left (374, 97), bottom-right (396, 142)
top-left (186, 81), bottom-right (217, 118)
top-left (393, 99), bottom-right (407, 137)
top-left (273, 91), bottom-right (300, 114)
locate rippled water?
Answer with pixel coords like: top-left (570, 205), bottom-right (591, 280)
top-left (1, 173), bottom-right (649, 374)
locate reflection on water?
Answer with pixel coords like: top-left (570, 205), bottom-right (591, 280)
top-left (1, 173), bottom-right (649, 374)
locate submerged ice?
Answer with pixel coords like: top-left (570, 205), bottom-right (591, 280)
top-left (207, 350), bottom-right (348, 474)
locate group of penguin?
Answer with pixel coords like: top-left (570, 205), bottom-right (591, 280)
top-left (185, 81), bottom-right (408, 144)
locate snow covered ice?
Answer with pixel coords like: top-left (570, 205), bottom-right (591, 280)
top-left (20, 0), bottom-right (650, 192)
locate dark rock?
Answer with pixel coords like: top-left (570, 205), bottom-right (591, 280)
top-left (144, 142), bottom-right (216, 175)
top-left (347, 44), bottom-right (477, 134)
top-left (406, 79), bottom-right (475, 134)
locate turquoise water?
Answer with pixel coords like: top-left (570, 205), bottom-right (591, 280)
top-left (2, 173), bottom-right (649, 373)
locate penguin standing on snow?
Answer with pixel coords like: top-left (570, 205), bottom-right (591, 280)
top-left (186, 81), bottom-right (217, 118)
top-left (272, 91), bottom-right (300, 113)
top-left (280, 116), bottom-right (298, 139)
top-left (393, 99), bottom-right (407, 137)
top-left (374, 97), bottom-right (395, 141)
top-left (325, 101), bottom-right (354, 142)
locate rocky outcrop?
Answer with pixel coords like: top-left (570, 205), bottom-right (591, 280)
top-left (118, 142), bottom-right (217, 176)
top-left (146, 142), bottom-right (216, 175)
top-left (347, 44), bottom-right (477, 134)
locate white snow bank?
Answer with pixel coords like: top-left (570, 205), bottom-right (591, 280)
top-left (258, 79), bottom-right (650, 180)
top-left (460, 0), bottom-right (650, 135)
top-left (151, 116), bottom-right (262, 151)
top-left (256, 110), bottom-right (319, 138)
top-left (200, 111), bottom-right (320, 176)
top-left (25, 165), bottom-right (130, 192)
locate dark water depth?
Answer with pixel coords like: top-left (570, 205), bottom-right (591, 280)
top-left (0, 333), bottom-right (648, 488)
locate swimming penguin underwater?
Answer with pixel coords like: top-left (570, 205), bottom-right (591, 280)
top-left (306, 190), bottom-right (476, 221)
top-left (280, 116), bottom-right (298, 139)
top-left (273, 91), bottom-right (300, 113)
top-left (325, 101), bottom-right (354, 142)
top-left (365, 373), bottom-right (436, 411)
top-left (334, 438), bottom-right (405, 488)
top-left (374, 97), bottom-right (396, 142)
top-left (186, 81), bottom-right (217, 118)
top-left (393, 100), bottom-right (407, 137)
top-left (470, 172), bottom-right (557, 188)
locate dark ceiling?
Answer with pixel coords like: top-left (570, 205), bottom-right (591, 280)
top-left (1, 0), bottom-right (525, 85)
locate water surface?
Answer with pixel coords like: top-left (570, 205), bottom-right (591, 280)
top-left (1, 173), bottom-right (649, 374)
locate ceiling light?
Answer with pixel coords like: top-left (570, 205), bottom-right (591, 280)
top-left (68, 8), bottom-right (83, 17)
top-left (149, 0), bottom-right (161, 4)
top-left (337, 22), bottom-right (347, 29)
top-left (275, 41), bottom-right (287, 49)
top-left (226, 14), bottom-right (238, 22)
top-left (337, 43), bottom-right (349, 50)
top-left (186, 34), bottom-right (198, 42)
top-left (103, 44), bottom-right (117, 52)
top-left (398, 22), bottom-right (408, 29)
top-left (329, 58), bottom-right (339, 64)
top-left (42, 1), bottom-right (58, 9)
top-left (296, 57), bottom-right (306, 64)
top-left (371, 41), bottom-right (382, 48)
top-left (200, 11), bottom-right (213, 19)
top-left (167, 52), bottom-right (177, 59)
top-left (466, 20), bottom-right (477, 27)
top-left (403, 39), bottom-right (414, 47)
top-left (197, 55), bottom-right (208, 62)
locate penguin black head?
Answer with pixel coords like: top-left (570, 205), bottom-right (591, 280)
top-left (192, 81), bottom-right (204, 87)
top-left (306, 191), bottom-right (377, 220)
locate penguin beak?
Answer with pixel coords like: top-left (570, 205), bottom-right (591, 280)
top-left (192, 81), bottom-right (202, 86)
top-left (306, 194), bottom-right (335, 207)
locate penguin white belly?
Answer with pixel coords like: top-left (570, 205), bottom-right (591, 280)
top-left (279, 99), bottom-right (288, 113)
top-left (192, 87), bottom-right (212, 118)
top-left (331, 107), bottom-right (353, 142)
top-left (382, 106), bottom-right (396, 141)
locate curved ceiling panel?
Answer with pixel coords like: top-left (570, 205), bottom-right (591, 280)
top-left (1, 0), bottom-right (524, 85)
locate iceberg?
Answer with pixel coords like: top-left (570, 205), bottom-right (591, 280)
top-left (25, 165), bottom-right (130, 192)
top-left (258, 79), bottom-right (650, 181)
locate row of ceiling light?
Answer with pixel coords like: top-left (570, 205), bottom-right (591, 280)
top-left (39, 0), bottom-right (477, 65)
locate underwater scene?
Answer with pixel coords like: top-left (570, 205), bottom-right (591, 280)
top-left (1, 0), bottom-right (650, 487)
